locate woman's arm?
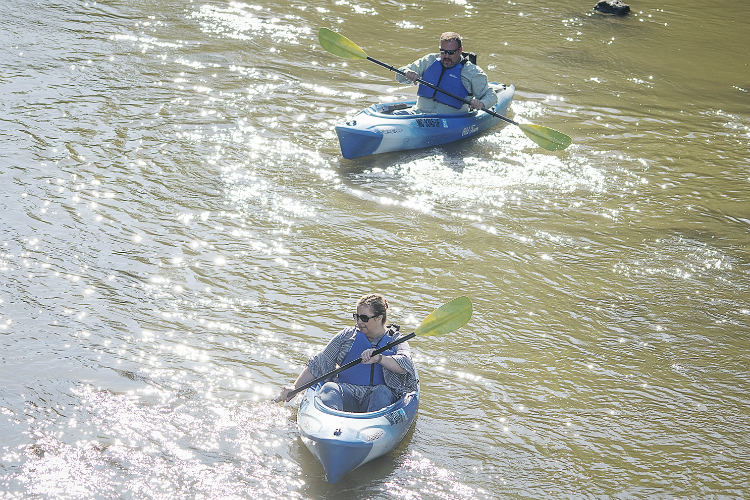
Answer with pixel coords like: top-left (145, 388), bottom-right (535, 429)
top-left (275, 366), bottom-right (316, 402)
top-left (361, 349), bottom-right (406, 374)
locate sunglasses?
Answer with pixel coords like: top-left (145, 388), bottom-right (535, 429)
top-left (439, 48), bottom-right (461, 55)
top-left (353, 312), bottom-right (380, 322)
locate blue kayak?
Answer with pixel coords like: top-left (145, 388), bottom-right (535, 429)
top-left (297, 384), bottom-right (419, 484)
top-left (334, 83), bottom-right (514, 159)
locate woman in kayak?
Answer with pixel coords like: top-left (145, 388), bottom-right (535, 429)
top-left (275, 294), bottom-right (418, 412)
top-left (396, 31), bottom-right (497, 114)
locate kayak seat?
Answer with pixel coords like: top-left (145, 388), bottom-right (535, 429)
top-left (383, 103), bottom-right (410, 114)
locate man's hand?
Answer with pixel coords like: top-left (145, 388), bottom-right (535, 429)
top-left (469, 98), bottom-right (485, 110)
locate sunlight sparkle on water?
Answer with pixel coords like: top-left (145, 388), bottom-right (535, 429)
top-left (383, 451), bottom-right (494, 500)
top-left (5, 386), bottom-right (303, 499)
top-left (191, 3), bottom-right (311, 42)
top-left (388, 147), bottom-right (603, 213)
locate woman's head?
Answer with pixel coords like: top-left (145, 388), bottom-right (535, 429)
top-left (356, 293), bottom-right (389, 326)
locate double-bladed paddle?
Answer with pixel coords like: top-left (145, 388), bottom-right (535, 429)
top-left (318, 27), bottom-right (572, 152)
top-left (280, 296), bottom-right (472, 401)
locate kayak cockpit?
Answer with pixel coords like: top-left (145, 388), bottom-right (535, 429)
top-left (297, 384), bottom-right (420, 483)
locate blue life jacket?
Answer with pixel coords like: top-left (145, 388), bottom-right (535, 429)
top-left (417, 58), bottom-right (470, 109)
top-left (337, 330), bottom-right (395, 386)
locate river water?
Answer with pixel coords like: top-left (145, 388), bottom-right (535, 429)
top-left (1, 0), bottom-right (748, 498)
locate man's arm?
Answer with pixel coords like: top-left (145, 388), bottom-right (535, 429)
top-left (395, 54), bottom-right (438, 85)
top-left (463, 63), bottom-right (498, 109)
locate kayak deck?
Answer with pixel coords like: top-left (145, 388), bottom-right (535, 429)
top-left (334, 83), bottom-right (514, 159)
top-left (297, 385), bottom-right (419, 483)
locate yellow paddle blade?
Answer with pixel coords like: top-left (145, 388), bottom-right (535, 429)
top-left (318, 27), bottom-right (368, 60)
top-left (414, 296), bottom-right (473, 337)
top-left (519, 123), bottom-right (572, 151)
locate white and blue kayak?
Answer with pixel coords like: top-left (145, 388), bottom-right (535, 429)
top-left (334, 83), bottom-right (514, 159)
top-left (297, 384), bottom-right (419, 484)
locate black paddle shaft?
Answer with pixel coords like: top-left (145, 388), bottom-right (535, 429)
top-left (285, 331), bottom-right (416, 400)
top-left (366, 56), bottom-right (520, 127)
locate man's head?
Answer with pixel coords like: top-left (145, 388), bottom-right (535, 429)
top-left (439, 32), bottom-right (463, 68)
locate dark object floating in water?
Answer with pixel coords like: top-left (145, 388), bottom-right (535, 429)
top-left (594, 0), bottom-right (631, 15)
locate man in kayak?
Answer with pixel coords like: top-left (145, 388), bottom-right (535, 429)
top-left (275, 294), bottom-right (418, 412)
top-left (396, 32), bottom-right (498, 114)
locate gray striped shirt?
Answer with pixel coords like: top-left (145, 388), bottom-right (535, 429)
top-left (306, 325), bottom-right (419, 397)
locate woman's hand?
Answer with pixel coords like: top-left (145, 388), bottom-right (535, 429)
top-left (275, 367), bottom-right (315, 403)
top-left (361, 348), bottom-right (381, 364)
top-left (274, 386), bottom-right (295, 403)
